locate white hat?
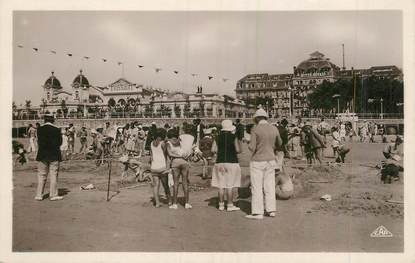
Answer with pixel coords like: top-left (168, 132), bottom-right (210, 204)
top-left (221, 119), bottom-right (236, 132)
top-left (90, 129), bottom-right (98, 134)
top-left (304, 121), bottom-right (312, 127)
top-left (119, 155), bottom-right (129, 163)
top-left (392, 155), bottom-right (401, 162)
top-left (254, 108), bottom-right (268, 118)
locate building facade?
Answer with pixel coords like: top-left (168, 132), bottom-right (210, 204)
top-left (236, 51), bottom-right (403, 117)
top-left (29, 70), bottom-right (254, 119)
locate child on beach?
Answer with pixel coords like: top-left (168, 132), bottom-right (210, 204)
top-left (150, 128), bottom-right (172, 207)
top-left (275, 172), bottom-right (294, 200)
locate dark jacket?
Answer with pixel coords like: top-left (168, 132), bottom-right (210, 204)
top-left (36, 123), bottom-right (62, 162)
top-left (216, 132), bottom-right (238, 163)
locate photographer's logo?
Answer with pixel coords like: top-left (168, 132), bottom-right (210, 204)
top-left (370, 225), bottom-right (393, 238)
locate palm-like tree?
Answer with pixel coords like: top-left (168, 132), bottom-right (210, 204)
top-left (25, 100), bottom-right (31, 110)
top-left (41, 98), bottom-right (47, 113)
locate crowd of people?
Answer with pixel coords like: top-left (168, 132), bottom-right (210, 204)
top-left (16, 109), bottom-right (403, 219)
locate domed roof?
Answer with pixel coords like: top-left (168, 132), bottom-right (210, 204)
top-left (44, 71), bottom-right (62, 90)
top-left (296, 51), bottom-right (339, 71)
top-left (72, 70), bottom-right (90, 87)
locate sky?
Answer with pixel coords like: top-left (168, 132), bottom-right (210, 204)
top-left (13, 11), bottom-right (402, 105)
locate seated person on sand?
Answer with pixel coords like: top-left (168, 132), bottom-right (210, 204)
top-left (383, 136), bottom-right (403, 160)
top-left (119, 154), bottom-right (150, 182)
top-left (12, 140), bottom-right (27, 166)
top-left (380, 136), bottom-right (403, 184)
top-left (381, 154), bottom-right (403, 184)
top-left (275, 172), bottom-right (294, 200)
top-left (335, 144), bottom-right (350, 163)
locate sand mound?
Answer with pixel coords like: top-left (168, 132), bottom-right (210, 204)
top-left (313, 191), bottom-right (403, 218)
top-left (290, 165), bottom-right (345, 198)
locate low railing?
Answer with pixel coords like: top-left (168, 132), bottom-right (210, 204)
top-left (13, 112), bottom-right (404, 121)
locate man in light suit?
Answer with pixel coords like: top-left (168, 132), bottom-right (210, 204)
top-left (35, 114), bottom-right (63, 201)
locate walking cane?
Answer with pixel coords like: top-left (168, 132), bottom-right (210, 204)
top-left (106, 157), bottom-right (112, 201)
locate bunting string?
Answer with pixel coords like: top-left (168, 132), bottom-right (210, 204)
top-left (16, 43), bottom-right (234, 83)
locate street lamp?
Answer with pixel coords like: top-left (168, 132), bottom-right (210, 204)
top-left (332, 94), bottom-right (340, 114)
top-left (380, 98), bottom-right (384, 119)
top-left (368, 98), bottom-right (384, 119)
top-left (288, 86), bottom-right (292, 118)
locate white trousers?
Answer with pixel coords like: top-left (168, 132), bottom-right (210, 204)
top-left (249, 160), bottom-right (277, 215)
top-left (28, 137), bottom-right (37, 153)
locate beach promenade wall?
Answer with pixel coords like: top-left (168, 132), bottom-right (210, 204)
top-left (12, 117), bottom-right (404, 130)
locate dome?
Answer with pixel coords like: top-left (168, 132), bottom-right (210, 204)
top-left (72, 70), bottom-right (90, 88)
top-left (43, 71), bottom-right (62, 90)
top-left (296, 51), bottom-right (339, 72)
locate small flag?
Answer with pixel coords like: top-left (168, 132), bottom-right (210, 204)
top-left (191, 73), bottom-right (197, 77)
top-left (33, 48), bottom-right (38, 52)
top-left (67, 53), bottom-right (73, 57)
top-left (83, 56), bottom-right (90, 60)
top-left (223, 78), bottom-right (228, 82)
top-left (208, 76), bottom-right (213, 80)
top-left (174, 71), bottom-right (179, 74)
top-left (138, 65), bottom-right (144, 68)
top-left (155, 68), bottom-right (161, 73)
top-left (17, 45), bottom-right (24, 48)
top-left (118, 62), bottom-right (123, 66)
top-left (102, 58), bottom-right (107, 62)
top-left (50, 50), bottom-right (56, 54)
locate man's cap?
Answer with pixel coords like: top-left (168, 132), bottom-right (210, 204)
top-left (43, 114), bottom-right (54, 122)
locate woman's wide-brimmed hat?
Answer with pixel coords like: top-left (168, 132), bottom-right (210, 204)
top-left (221, 119), bottom-right (236, 132)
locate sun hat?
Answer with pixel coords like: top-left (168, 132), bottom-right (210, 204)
top-left (203, 128), bottom-right (212, 135)
top-left (253, 108), bottom-right (268, 118)
top-left (304, 121), bottom-right (312, 127)
top-left (392, 155), bottom-right (401, 162)
top-left (221, 119), bottom-right (236, 132)
top-left (119, 155), bottom-right (129, 163)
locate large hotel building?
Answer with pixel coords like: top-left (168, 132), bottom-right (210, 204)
top-left (236, 51), bottom-right (402, 117)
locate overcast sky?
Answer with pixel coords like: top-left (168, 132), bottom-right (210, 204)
top-left (13, 11), bottom-right (402, 105)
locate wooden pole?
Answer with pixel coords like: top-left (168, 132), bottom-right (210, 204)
top-left (106, 158), bottom-right (112, 201)
top-left (353, 69), bottom-right (356, 113)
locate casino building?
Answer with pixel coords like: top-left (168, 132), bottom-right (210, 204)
top-left (236, 51), bottom-right (403, 117)
top-left (37, 70), bottom-right (253, 119)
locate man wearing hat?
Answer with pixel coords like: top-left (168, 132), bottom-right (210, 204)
top-left (246, 108), bottom-right (282, 219)
top-left (35, 114), bottom-right (64, 201)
